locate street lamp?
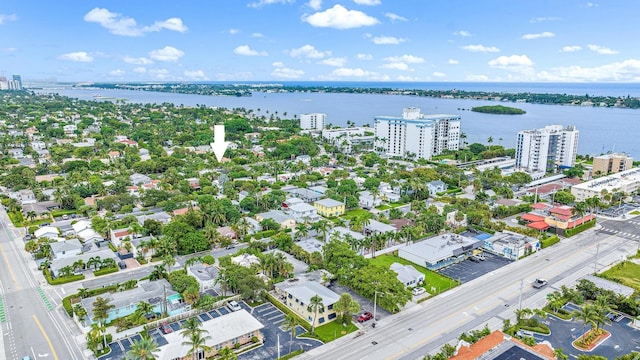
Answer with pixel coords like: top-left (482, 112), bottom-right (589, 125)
top-left (373, 290), bottom-right (384, 327)
top-left (593, 242), bottom-right (608, 273)
top-left (518, 279), bottom-right (524, 311)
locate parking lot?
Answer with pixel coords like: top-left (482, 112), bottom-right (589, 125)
top-left (327, 282), bottom-right (391, 323)
top-left (438, 252), bottom-right (512, 283)
top-left (600, 203), bottom-right (640, 218)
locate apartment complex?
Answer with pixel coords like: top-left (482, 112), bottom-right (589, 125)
top-left (373, 107), bottom-right (461, 160)
top-left (299, 113), bottom-right (326, 131)
top-left (571, 167), bottom-right (640, 201)
top-left (321, 127), bottom-right (373, 153)
top-left (592, 153), bottom-right (633, 175)
top-left (0, 75), bottom-right (23, 90)
top-left (515, 125), bottom-right (579, 179)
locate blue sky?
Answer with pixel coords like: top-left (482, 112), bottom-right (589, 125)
top-left (1, 0), bottom-right (639, 82)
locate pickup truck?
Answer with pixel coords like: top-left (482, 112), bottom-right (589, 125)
top-left (532, 279), bottom-right (548, 289)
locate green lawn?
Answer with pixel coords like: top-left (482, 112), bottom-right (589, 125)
top-left (599, 261), bottom-right (640, 291)
top-left (369, 254), bottom-right (458, 293)
top-left (343, 209), bottom-right (371, 219)
top-left (303, 321), bottom-right (359, 343)
top-left (375, 204), bottom-right (392, 210)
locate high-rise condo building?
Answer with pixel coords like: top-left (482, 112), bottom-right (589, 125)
top-left (299, 113), bottom-right (326, 131)
top-left (592, 153), bottom-right (633, 176)
top-left (373, 107), bottom-right (461, 160)
top-left (515, 125), bottom-right (579, 177)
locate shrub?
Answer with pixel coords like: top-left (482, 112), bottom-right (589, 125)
top-left (94, 266), bottom-right (118, 276)
top-left (43, 269), bottom-right (85, 285)
top-left (251, 336), bottom-right (259, 343)
top-left (541, 236), bottom-right (560, 249)
top-left (564, 219), bottom-right (595, 237)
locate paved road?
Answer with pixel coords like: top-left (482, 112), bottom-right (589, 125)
top-left (0, 207), bottom-right (85, 360)
top-left (296, 227), bottom-right (638, 360)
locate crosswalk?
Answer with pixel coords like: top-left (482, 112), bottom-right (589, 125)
top-left (598, 227), bottom-right (640, 240)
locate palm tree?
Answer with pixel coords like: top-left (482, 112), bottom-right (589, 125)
top-left (217, 347), bottom-right (237, 360)
top-left (294, 223), bottom-right (308, 241)
top-left (163, 255), bottom-right (176, 273)
top-left (126, 335), bottom-right (160, 360)
top-left (312, 219), bottom-right (332, 243)
top-left (309, 295), bottom-right (324, 335)
top-left (333, 293), bottom-right (360, 324)
top-left (546, 291), bottom-right (565, 313)
top-left (281, 313), bottom-right (299, 354)
top-left (135, 301), bottom-right (155, 322)
top-left (181, 321), bottom-right (212, 360)
top-left (573, 304), bottom-right (599, 338)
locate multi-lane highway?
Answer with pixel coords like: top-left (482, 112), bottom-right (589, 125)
top-left (297, 220), bottom-right (638, 360)
top-left (0, 207), bottom-right (85, 360)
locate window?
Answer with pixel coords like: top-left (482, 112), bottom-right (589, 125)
top-left (319, 317), bottom-right (325, 324)
top-left (328, 313), bottom-right (337, 320)
top-left (327, 304), bottom-right (333, 310)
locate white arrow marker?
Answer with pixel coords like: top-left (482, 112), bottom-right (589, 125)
top-left (211, 125), bottom-right (230, 162)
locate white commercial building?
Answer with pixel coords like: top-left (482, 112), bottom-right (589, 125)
top-left (299, 113), bottom-right (326, 131)
top-left (374, 108), bottom-right (461, 160)
top-left (515, 125), bottom-right (579, 179)
top-left (571, 167), bottom-right (640, 202)
top-left (321, 127), bottom-right (372, 153)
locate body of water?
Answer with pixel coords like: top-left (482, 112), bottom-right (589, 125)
top-left (48, 87), bottom-right (640, 159)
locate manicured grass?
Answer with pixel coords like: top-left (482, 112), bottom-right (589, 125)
top-left (375, 204), bottom-right (392, 210)
top-left (343, 209), bottom-right (371, 219)
top-left (369, 254), bottom-right (458, 293)
top-left (599, 261), bottom-right (640, 291)
top-left (304, 321), bottom-right (358, 343)
top-left (630, 210), bottom-right (640, 215)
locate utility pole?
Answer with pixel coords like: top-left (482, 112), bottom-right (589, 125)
top-left (373, 290), bottom-right (384, 327)
top-left (518, 279), bottom-right (524, 311)
top-left (593, 243), bottom-right (602, 273)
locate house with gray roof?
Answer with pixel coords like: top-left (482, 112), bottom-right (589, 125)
top-left (50, 248), bottom-right (118, 277)
top-left (274, 278), bottom-right (341, 327)
top-left (390, 263), bottom-right (425, 287)
top-left (364, 219), bottom-right (397, 236)
top-left (50, 239), bottom-right (82, 259)
top-left (427, 180), bottom-right (447, 195)
top-left (287, 187), bottom-right (324, 203)
top-left (399, 233), bottom-right (482, 270)
top-left (188, 264), bottom-right (220, 292)
top-left (255, 210), bottom-right (296, 229)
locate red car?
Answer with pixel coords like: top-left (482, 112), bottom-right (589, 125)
top-left (357, 312), bottom-right (373, 322)
top-left (160, 322), bottom-right (172, 334)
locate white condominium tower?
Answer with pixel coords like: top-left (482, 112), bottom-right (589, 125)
top-left (299, 113), bottom-right (326, 131)
top-left (515, 125), bottom-right (579, 175)
top-left (373, 107), bottom-right (461, 160)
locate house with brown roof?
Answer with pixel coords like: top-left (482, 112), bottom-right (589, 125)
top-left (172, 206), bottom-right (200, 216)
top-left (450, 330), bottom-right (556, 360)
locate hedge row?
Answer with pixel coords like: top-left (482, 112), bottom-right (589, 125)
top-left (564, 219), bottom-right (596, 237)
top-left (94, 266), bottom-right (119, 276)
top-left (540, 235), bottom-right (560, 249)
top-left (44, 269), bottom-right (85, 285)
top-left (244, 229), bottom-right (278, 242)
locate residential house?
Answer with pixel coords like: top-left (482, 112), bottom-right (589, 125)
top-left (139, 148), bottom-right (151, 161)
top-left (107, 151), bottom-right (121, 161)
top-left (18, 189), bottom-right (36, 204)
top-left (34, 226), bottom-right (60, 239)
top-left (156, 310), bottom-right (264, 360)
top-left (286, 202), bottom-right (320, 223)
top-left (110, 228), bottom-right (132, 248)
top-left (8, 148), bottom-right (24, 158)
top-left (364, 219), bottom-right (397, 236)
top-left (31, 141), bottom-right (47, 151)
top-left (231, 254), bottom-right (260, 268)
top-left (359, 191), bottom-right (382, 209)
top-left (255, 210), bottom-right (296, 230)
top-left (172, 206), bottom-right (200, 216)
top-left (136, 212), bottom-right (172, 225)
top-left (130, 173), bottom-right (152, 186)
top-left (63, 124), bottom-right (77, 134)
top-left (296, 155), bottom-right (311, 164)
top-left (398, 233), bottom-right (483, 270)
top-left (314, 198), bottom-right (345, 218)
top-left (274, 278), bottom-right (340, 327)
top-left (426, 180), bottom-right (447, 195)
top-left (188, 264), bottom-right (220, 292)
top-left (390, 263), bottom-right (425, 287)
top-left (50, 248), bottom-right (117, 278)
top-left (217, 226), bottom-right (237, 240)
top-left (50, 239), bottom-right (83, 259)
top-left (287, 188), bottom-right (325, 203)
top-left (379, 183), bottom-right (401, 202)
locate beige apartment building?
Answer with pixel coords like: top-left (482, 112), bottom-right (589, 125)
top-left (592, 153), bottom-right (633, 176)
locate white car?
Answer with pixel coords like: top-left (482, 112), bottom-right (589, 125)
top-left (227, 300), bottom-right (242, 311)
top-left (412, 287), bottom-right (426, 296)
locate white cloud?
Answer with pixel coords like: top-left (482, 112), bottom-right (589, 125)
top-left (319, 57), bottom-right (347, 67)
top-left (308, 0), bottom-right (322, 10)
top-left (381, 62), bottom-right (409, 70)
top-left (432, 71), bottom-right (446, 77)
top-left (585, 2), bottom-right (598, 7)
top-left (462, 44), bottom-right (500, 53)
top-left (184, 70), bottom-right (209, 80)
top-left (248, 0), bottom-right (294, 8)
top-left (529, 16), bottom-right (561, 23)
top-left (109, 69), bottom-right (125, 76)
top-left (330, 67), bottom-right (374, 77)
top-left (148, 46), bottom-right (184, 62)
top-left (357, 53), bottom-right (373, 60)
top-left (0, 14), bottom-right (17, 25)
top-left (537, 59), bottom-right (640, 82)
top-left (228, 28), bottom-right (240, 35)
top-left (448, 58), bottom-right (459, 64)
top-left (123, 56), bottom-right (153, 65)
top-left (1, 47), bottom-right (18, 52)
top-left (466, 74), bottom-right (489, 81)
top-left (215, 72), bottom-right (254, 81)
top-left (560, 45), bottom-right (582, 52)
top-left (150, 68), bottom-right (170, 80)
top-left (84, 8), bottom-right (187, 36)
top-left (289, 44), bottom-right (330, 59)
top-left (58, 52), bottom-right (94, 62)
top-left (271, 63), bottom-right (304, 79)
top-left (303, 4), bottom-right (379, 29)
top-left (233, 45), bottom-right (268, 56)
top-left (522, 31), bottom-right (555, 40)
top-left (133, 67), bottom-right (147, 73)
top-left (251, 32), bottom-right (264, 38)
top-left (384, 12), bottom-right (407, 22)
top-left (353, 0), bottom-right (381, 5)
top-left (588, 44), bottom-right (618, 55)
top-left (384, 54), bottom-right (424, 63)
top-left (396, 75), bottom-right (419, 81)
top-left (488, 54), bottom-right (534, 68)
top-left (453, 30), bottom-right (472, 37)
top-left (372, 36), bottom-right (405, 45)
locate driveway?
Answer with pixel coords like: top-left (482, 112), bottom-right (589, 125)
top-left (438, 252), bottom-right (512, 283)
top-left (238, 302), bottom-right (323, 360)
top-left (326, 282), bottom-right (391, 323)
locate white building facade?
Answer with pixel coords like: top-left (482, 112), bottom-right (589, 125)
top-left (515, 125), bottom-right (579, 178)
top-left (299, 113), bottom-right (326, 131)
top-left (374, 108), bottom-right (461, 160)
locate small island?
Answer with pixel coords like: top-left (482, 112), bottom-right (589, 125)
top-left (471, 105), bottom-right (526, 114)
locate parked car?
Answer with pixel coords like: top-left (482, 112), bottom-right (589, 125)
top-left (39, 222), bottom-right (50, 227)
top-left (412, 287), bottom-right (426, 296)
top-left (117, 261), bottom-right (127, 269)
top-left (23, 234), bottom-right (33, 241)
top-left (22, 356), bottom-right (33, 360)
top-left (225, 244), bottom-right (236, 250)
top-left (61, 214), bottom-right (69, 220)
top-left (469, 255), bottom-right (481, 263)
top-left (160, 322), bottom-right (172, 334)
top-left (357, 311), bottom-right (373, 322)
top-left (532, 279), bottom-right (548, 289)
top-left (227, 300), bottom-right (241, 312)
